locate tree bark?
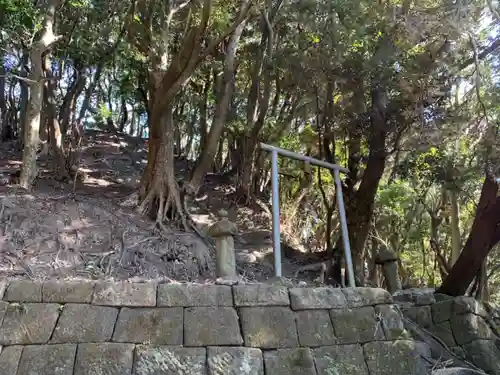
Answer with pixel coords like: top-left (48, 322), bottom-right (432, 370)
top-left (436, 176), bottom-right (500, 296)
top-left (20, 0), bottom-right (61, 189)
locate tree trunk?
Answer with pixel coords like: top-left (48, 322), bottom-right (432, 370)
top-left (119, 97), bottom-right (128, 132)
top-left (0, 61), bottom-right (9, 141)
top-left (332, 87), bottom-right (388, 285)
top-left (138, 100), bottom-right (187, 227)
top-left (20, 0), bottom-right (60, 189)
top-left (449, 188), bottom-right (461, 266)
top-left (43, 55), bottom-right (69, 180)
top-left (19, 52), bottom-right (29, 146)
top-left (198, 69), bottom-right (211, 152)
top-left (77, 64), bottom-right (103, 124)
top-left (60, 69), bottom-right (86, 134)
top-left (130, 107), bottom-right (136, 136)
top-left (236, 1), bottom-right (278, 198)
top-left (188, 14), bottom-right (246, 193)
top-left (436, 175), bottom-right (500, 296)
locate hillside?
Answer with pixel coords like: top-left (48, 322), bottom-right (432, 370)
top-left (0, 130), bottom-right (325, 284)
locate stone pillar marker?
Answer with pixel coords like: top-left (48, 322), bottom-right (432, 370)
top-left (375, 247), bottom-right (402, 294)
top-left (208, 210), bottom-right (238, 278)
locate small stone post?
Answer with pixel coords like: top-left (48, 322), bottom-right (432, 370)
top-left (375, 247), bottom-right (402, 294)
top-left (208, 210), bottom-right (238, 278)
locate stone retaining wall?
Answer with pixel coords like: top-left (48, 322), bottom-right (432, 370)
top-left (395, 288), bottom-right (500, 374)
top-left (0, 280), bottom-right (433, 375)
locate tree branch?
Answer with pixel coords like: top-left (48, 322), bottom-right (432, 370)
top-left (0, 73), bottom-right (61, 85)
top-left (198, 0), bottom-right (253, 62)
top-left (456, 38), bottom-right (500, 72)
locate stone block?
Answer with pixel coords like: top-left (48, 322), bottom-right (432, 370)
top-left (207, 346), bottom-right (263, 375)
top-left (449, 346), bottom-right (466, 359)
top-left (93, 282), bottom-right (156, 306)
top-left (393, 288), bottom-right (435, 305)
top-left (375, 305), bottom-right (409, 340)
top-left (463, 339), bottom-right (500, 374)
top-left (434, 293), bottom-right (454, 302)
top-left (414, 292), bottom-right (436, 306)
top-left (17, 344), bottom-right (76, 375)
top-left (330, 307), bottom-right (384, 344)
top-left (450, 314), bottom-right (492, 345)
top-left (431, 369), bottom-right (481, 375)
top-left (289, 287), bottom-right (346, 310)
top-left (295, 310), bottom-right (336, 346)
top-left (0, 303), bottom-right (60, 344)
top-left (4, 280), bottom-right (42, 302)
top-left (239, 307), bottom-right (298, 348)
top-left (0, 345), bottom-right (23, 375)
top-left (453, 297), bottom-right (488, 317)
top-left (184, 307), bottom-right (243, 346)
top-left (428, 321), bottom-right (456, 347)
top-left (0, 302), bottom-right (7, 324)
top-left (158, 284), bottom-right (233, 307)
top-left (233, 285), bottom-right (289, 306)
top-left (404, 306), bottom-right (433, 328)
top-left (263, 348), bottom-right (317, 375)
top-left (341, 287), bottom-right (392, 308)
top-left (74, 343), bottom-right (135, 375)
top-left (432, 299), bottom-right (454, 324)
top-left (42, 280), bottom-right (94, 303)
top-left (0, 281), bottom-right (7, 299)
top-left (133, 345), bottom-right (207, 375)
top-left (313, 345), bottom-right (369, 375)
top-left (363, 340), bottom-right (431, 375)
top-left (51, 303), bottom-right (118, 343)
top-left (112, 307), bottom-right (183, 345)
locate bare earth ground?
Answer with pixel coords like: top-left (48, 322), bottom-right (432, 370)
top-left (0, 130), bottom-right (324, 284)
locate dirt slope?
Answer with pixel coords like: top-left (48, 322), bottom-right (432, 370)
top-left (0, 131), bottom-right (325, 284)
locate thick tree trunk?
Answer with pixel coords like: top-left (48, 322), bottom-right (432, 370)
top-left (138, 101), bottom-right (187, 227)
top-left (20, 0), bottom-right (60, 188)
top-left (437, 176), bottom-right (500, 296)
top-left (188, 15), bottom-right (246, 193)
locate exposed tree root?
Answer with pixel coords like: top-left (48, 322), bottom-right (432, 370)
top-left (137, 175), bottom-right (189, 231)
top-left (137, 172), bottom-right (214, 253)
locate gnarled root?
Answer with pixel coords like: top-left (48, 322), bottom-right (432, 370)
top-left (137, 169), bottom-right (190, 231)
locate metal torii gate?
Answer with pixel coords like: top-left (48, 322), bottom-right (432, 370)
top-left (260, 143), bottom-right (355, 287)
